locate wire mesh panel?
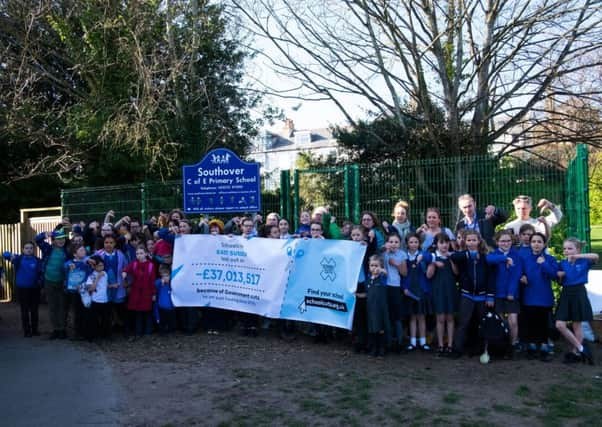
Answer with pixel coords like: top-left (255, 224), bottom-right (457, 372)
top-left (566, 145), bottom-right (590, 250)
top-left (62, 184), bottom-right (143, 223)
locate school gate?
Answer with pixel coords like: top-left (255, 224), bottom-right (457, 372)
top-left (0, 208), bottom-right (62, 302)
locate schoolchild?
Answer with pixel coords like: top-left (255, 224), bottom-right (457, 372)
top-left (403, 233), bottom-right (433, 351)
top-left (555, 237), bottom-right (599, 364)
top-left (156, 265), bottom-right (176, 334)
top-left (486, 230), bottom-right (523, 356)
top-left (239, 217), bottom-right (260, 337)
top-left (36, 228), bottom-right (70, 339)
top-left (85, 255), bottom-right (110, 340)
top-left (426, 232), bottom-right (458, 355)
top-left (294, 210), bottom-right (311, 238)
top-left (520, 232), bottom-right (558, 362)
top-left (416, 207), bottom-right (455, 252)
top-left (64, 245), bottom-right (91, 340)
top-left (450, 230), bottom-right (495, 357)
top-left (350, 226), bottom-right (369, 352)
top-left (122, 245), bottom-right (157, 339)
top-left (516, 224), bottom-right (536, 258)
top-left (205, 219), bottom-right (228, 334)
top-left (278, 218), bottom-right (292, 240)
top-left (382, 200), bottom-right (414, 250)
top-left (4, 242), bottom-right (42, 337)
top-left (94, 235), bottom-right (128, 337)
top-left (383, 233), bottom-right (407, 352)
top-left (366, 255), bottom-right (389, 357)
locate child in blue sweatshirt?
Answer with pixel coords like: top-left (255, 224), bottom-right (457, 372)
top-left (4, 242), bottom-right (42, 337)
top-left (555, 237), bottom-right (598, 364)
top-left (64, 245), bottom-right (91, 340)
top-left (486, 230), bottom-right (523, 355)
top-left (519, 232), bottom-right (558, 361)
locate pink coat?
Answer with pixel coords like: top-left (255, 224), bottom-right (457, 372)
top-left (124, 260), bottom-right (157, 311)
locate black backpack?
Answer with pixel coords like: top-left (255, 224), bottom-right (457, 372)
top-left (478, 310), bottom-right (510, 357)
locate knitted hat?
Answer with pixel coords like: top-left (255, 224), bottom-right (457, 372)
top-left (208, 219), bottom-right (225, 234)
top-left (52, 230), bottom-right (66, 239)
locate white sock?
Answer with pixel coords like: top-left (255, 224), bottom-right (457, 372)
top-left (419, 337), bottom-right (426, 346)
top-left (410, 337), bottom-right (416, 346)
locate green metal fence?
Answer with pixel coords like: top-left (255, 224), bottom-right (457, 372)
top-left (62, 181), bottom-right (281, 224)
top-left (282, 150), bottom-right (589, 247)
top-left (61, 148), bottom-right (589, 247)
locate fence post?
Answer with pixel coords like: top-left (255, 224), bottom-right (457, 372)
top-left (293, 169), bottom-right (300, 230)
top-left (351, 164), bottom-right (360, 223)
top-left (344, 165), bottom-right (350, 222)
top-left (280, 170), bottom-right (291, 221)
top-left (578, 145), bottom-right (590, 251)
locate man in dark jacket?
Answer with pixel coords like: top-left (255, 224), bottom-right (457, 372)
top-left (454, 194), bottom-right (508, 248)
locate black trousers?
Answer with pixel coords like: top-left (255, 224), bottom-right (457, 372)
top-left (18, 287), bottom-right (40, 334)
top-left (520, 305), bottom-right (551, 344)
top-left (64, 292), bottom-right (85, 337)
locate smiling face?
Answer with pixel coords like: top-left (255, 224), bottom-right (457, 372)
top-left (361, 214), bottom-right (375, 229)
top-left (350, 228), bottom-right (364, 242)
top-left (426, 210), bottom-right (441, 228)
top-left (496, 234), bottom-right (513, 252)
top-left (530, 235), bottom-right (545, 254)
top-left (436, 239), bottom-right (449, 254)
top-left (393, 206), bottom-right (407, 223)
top-left (300, 211), bottom-right (310, 225)
top-left (387, 235), bottom-right (401, 251)
top-left (103, 237), bottom-right (116, 254)
top-left (75, 246), bottom-right (87, 260)
top-left (407, 236), bottom-right (420, 253)
top-left (459, 197), bottom-right (476, 218)
top-left (310, 223), bottom-right (323, 238)
top-left (135, 248), bottom-right (147, 262)
top-left (278, 219), bottom-right (289, 235)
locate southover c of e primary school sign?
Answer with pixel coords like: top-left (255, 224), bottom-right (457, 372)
top-left (182, 148), bottom-right (261, 214)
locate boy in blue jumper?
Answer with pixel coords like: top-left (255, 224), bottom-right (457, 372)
top-left (4, 242), bottom-right (42, 337)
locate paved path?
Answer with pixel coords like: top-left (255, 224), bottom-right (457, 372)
top-left (0, 314), bottom-right (123, 426)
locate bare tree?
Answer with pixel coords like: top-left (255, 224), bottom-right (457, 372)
top-left (230, 0), bottom-right (602, 157)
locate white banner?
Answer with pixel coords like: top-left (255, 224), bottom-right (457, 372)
top-left (170, 235), bottom-right (367, 329)
top-left (171, 235), bottom-right (290, 318)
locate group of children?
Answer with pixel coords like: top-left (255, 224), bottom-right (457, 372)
top-left (2, 203), bottom-right (598, 366)
top-left (352, 203), bottom-right (597, 365)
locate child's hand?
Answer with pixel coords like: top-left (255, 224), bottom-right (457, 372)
top-left (384, 241), bottom-right (392, 252)
top-left (382, 221), bottom-right (390, 229)
top-left (435, 261), bottom-right (445, 268)
top-left (536, 256), bottom-right (545, 264)
top-left (404, 289), bottom-right (409, 296)
top-left (121, 272), bottom-right (127, 279)
top-left (69, 264), bottom-right (76, 271)
top-left (152, 295), bottom-right (156, 302)
top-left (520, 275), bottom-right (528, 285)
top-left (417, 255), bottom-right (423, 264)
top-left (507, 295), bottom-right (514, 301)
top-left (368, 229), bottom-right (375, 242)
top-left (506, 258), bottom-right (514, 267)
top-left (557, 271), bottom-right (566, 281)
top-left (484, 205), bottom-right (496, 218)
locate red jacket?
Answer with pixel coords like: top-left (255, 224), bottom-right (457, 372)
top-left (124, 260), bottom-right (157, 311)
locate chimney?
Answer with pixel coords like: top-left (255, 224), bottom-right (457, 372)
top-left (283, 118), bottom-right (294, 137)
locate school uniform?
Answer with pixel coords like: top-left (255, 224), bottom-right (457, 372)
top-left (450, 250), bottom-right (495, 354)
top-left (402, 252), bottom-right (432, 315)
top-left (384, 249), bottom-right (407, 346)
top-left (519, 251), bottom-right (558, 344)
top-left (430, 252), bottom-right (458, 314)
top-left (486, 248), bottom-right (523, 314)
top-left (366, 273), bottom-right (389, 334)
top-left (64, 258), bottom-right (91, 338)
top-left (556, 259), bottom-right (594, 322)
top-left (11, 254), bottom-right (42, 336)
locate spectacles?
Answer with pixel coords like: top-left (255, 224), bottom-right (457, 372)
top-left (310, 228), bottom-right (322, 231)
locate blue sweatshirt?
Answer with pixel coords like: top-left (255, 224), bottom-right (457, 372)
top-left (64, 258), bottom-right (91, 293)
top-left (520, 251), bottom-right (558, 307)
top-left (11, 255), bottom-right (41, 288)
top-left (486, 248), bottom-right (523, 300)
top-left (559, 258), bottom-right (593, 287)
top-left (155, 278), bottom-right (174, 310)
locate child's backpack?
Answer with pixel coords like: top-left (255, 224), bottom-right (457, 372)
top-left (478, 310), bottom-right (510, 357)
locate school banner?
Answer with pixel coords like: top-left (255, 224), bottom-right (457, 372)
top-left (170, 235), bottom-right (366, 329)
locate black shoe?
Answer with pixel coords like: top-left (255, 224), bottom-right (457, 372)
top-left (49, 331), bottom-right (60, 340)
top-left (377, 347), bottom-right (385, 357)
top-left (31, 330), bottom-right (40, 336)
top-left (563, 352), bottom-right (582, 364)
top-left (406, 344), bottom-right (416, 352)
top-left (421, 344), bottom-right (432, 352)
top-left (580, 344), bottom-right (594, 365)
top-left (527, 348), bottom-right (538, 360)
top-left (24, 330), bottom-right (32, 338)
top-left (539, 351), bottom-right (553, 362)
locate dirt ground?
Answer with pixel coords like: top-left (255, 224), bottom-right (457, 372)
top-left (2, 302), bottom-right (601, 427)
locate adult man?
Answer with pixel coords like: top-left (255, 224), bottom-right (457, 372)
top-left (454, 194), bottom-right (508, 247)
top-left (504, 195), bottom-right (562, 239)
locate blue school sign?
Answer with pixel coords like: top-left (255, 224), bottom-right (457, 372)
top-left (182, 148), bottom-right (261, 214)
